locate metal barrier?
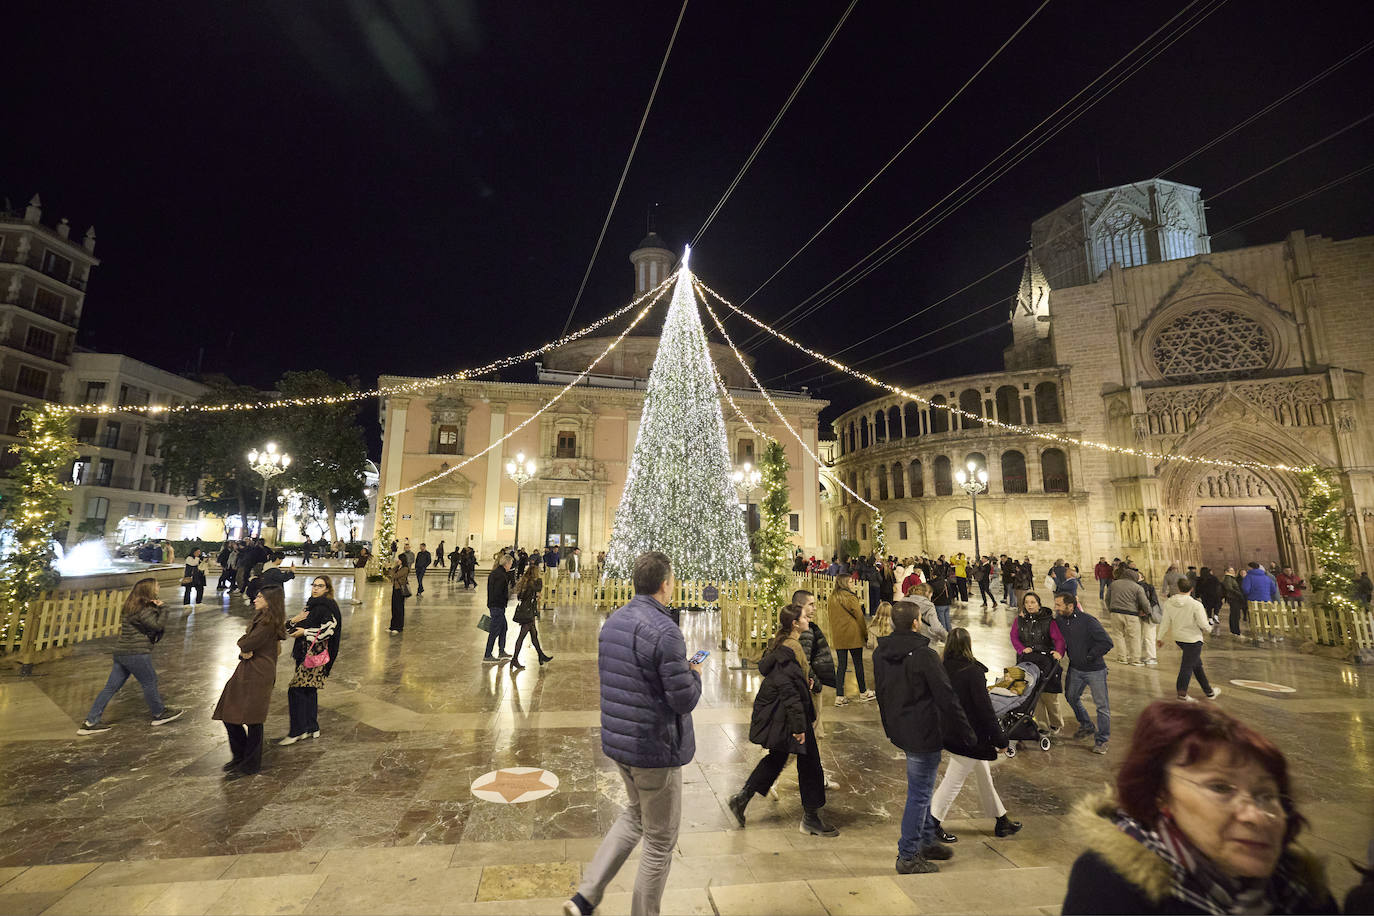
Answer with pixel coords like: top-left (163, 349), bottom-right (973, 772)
top-left (0, 588), bottom-right (129, 673)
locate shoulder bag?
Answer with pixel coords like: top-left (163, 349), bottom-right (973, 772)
top-left (302, 635), bottom-right (331, 669)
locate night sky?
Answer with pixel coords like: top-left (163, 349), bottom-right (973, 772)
top-left (7, 2), bottom-right (1373, 453)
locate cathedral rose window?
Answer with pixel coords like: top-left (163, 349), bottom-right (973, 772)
top-left (1151, 307), bottom-right (1274, 383)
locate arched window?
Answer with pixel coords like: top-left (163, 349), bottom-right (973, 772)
top-left (930, 396), bottom-right (949, 434)
top-left (1001, 450), bottom-right (1027, 493)
top-left (847, 423), bottom-right (856, 453)
top-left (859, 420), bottom-right (869, 449)
top-left (877, 467), bottom-right (889, 501)
top-left (1035, 382), bottom-right (1062, 424)
top-left (959, 389), bottom-right (982, 430)
top-left (874, 410), bottom-right (887, 443)
top-left (933, 456), bottom-right (952, 496)
top-left (909, 459), bottom-right (924, 497)
top-left (891, 462), bottom-right (905, 499)
top-left (888, 405), bottom-right (901, 439)
top-left (904, 402), bottom-right (920, 438)
top-left (995, 385), bottom-right (1021, 425)
top-left (964, 452), bottom-right (987, 475)
top-left (1042, 448), bottom-right (1069, 493)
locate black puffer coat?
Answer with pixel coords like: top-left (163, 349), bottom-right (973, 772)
top-left (748, 644), bottom-right (813, 752)
top-left (942, 656), bottom-right (1007, 761)
top-left (799, 622), bottom-right (836, 689)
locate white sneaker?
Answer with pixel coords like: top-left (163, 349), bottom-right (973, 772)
top-left (279, 734), bottom-right (303, 746)
top-left (1206, 688), bottom-right (1222, 700)
top-left (1131, 660), bottom-right (1145, 667)
top-left (1144, 659), bottom-right (1158, 666)
top-left (860, 690), bottom-right (877, 701)
top-left (834, 696), bottom-right (849, 708)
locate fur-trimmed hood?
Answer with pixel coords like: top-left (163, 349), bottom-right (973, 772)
top-left (1070, 791), bottom-right (1330, 908)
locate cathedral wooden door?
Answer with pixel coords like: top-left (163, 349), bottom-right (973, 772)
top-left (1196, 506), bottom-right (1281, 572)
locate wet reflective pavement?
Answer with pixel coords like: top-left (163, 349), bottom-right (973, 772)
top-left (1, 566), bottom-right (1371, 913)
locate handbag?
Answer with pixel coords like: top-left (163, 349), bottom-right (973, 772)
top-left (179, 576), bottom-right (193, 586)
top-left (477, 614), bottom-right (492, 632)
top-left (402, 582), bottom-right (412, 598)
top-left (302, 636), bottom-right (331, 669)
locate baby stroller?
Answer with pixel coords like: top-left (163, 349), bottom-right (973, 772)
top-left (989, 659), bottom-right (1052, 755)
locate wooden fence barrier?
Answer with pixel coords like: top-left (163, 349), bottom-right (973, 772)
top-left (1249, 595), bottom-right (1374, 660)
top-left (0, 588), bottom-right (129, 673)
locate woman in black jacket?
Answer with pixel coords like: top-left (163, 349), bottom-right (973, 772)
top-left (182, 548), bottom-right (207, 606)
top-left (1195, 567), bottom-right (1224, 627)
top-left (279, 575), bottom-right (342, 745)
top-left (727, 604), bottom-right (838, 838)
top-left (510, 559), bottom-right (552, 670)
top-left (928, 628), bottom-right (1022, 843)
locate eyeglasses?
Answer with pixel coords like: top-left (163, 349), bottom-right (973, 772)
top-left (311, 582), bottom-right (327, 589)
top-left (1169, 770), bottom-right (1289, 819)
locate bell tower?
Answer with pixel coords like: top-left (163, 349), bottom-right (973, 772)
top-left (629, 231), bottom-right (675, 295)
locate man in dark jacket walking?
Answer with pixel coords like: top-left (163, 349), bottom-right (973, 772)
top-left (414, 544), bottom-right (431, 596)
top-left (1053, 592), bottom-right (1115, 755)
top-left (483, 554), bottom-right (513, 662)
top-left (567, 551), bottom-right (702, 916)
top-left (873, 601), bottom-right (975, 876)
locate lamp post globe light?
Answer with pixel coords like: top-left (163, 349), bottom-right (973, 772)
top-left (733, 461), bottom-right (762, 531)
top-left (954, 460), bottom-right (989, 564)
top-left (247, 442), bottom-right (290, 539)
top-left (505, 451), bottom-right (536, 553)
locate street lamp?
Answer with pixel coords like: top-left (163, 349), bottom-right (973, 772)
top-left (733, 461), bottom-right (762, 532)
top-left (954, 460), bottom-right (989, 563)
top-left (505, 451), bottom-right (536, 553)
top-left (247, 442), bottom-right (290, 538)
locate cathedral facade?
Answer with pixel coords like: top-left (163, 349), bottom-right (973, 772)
top-left (828, 179), bottom-right (1374, 578)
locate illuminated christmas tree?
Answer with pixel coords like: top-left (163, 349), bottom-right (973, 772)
top-left (604, 253), bottom-right (753, 582)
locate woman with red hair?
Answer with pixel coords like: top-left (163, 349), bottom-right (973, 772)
top-left (1063, 701), bottom-right (1335, 914)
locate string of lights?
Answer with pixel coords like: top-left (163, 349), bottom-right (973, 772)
top-left (715, 371), bottom-right (770, 441)
top-left (695, 282), bottom-right (880, 515)
top-left (44, 275), bottom-right (676, 418)
top-left (695, 278), bottom-right (1312, 475)
top-left (739, 0), bottom-right (1224, 348)
top-left (385, 285), bottom-right (669, 498)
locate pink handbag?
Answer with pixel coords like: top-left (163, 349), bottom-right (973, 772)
top-left (302, 636), bottom-right (330, 669)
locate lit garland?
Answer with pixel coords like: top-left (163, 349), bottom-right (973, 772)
top-left (694, 279), bottom-right (1312, 474)
top-left (755, 439), bottom-right (793, 614)
top-left (373, 496), bottom-right (396, 575)
top-left (603, 255), bottom-right (753, 582)
top-left (386, 285), bottom-right (668, 497)
top-left (696, 282), bottom-right (882, 519)
top-left (0, 408), bottom-right (79, 611)
top-left (871, 512), bottom-right (887, 558)
top-left (1297, 468), bottom-right (1363, 643)
top-left (44, 274), bottom-right (678, 419)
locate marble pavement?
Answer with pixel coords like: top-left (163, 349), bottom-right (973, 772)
top-left (0, 564), bottom-right (1371, 914)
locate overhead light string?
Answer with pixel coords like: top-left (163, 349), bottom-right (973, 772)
top-left (694, 278), bottom-right (1311, 475)
top-left (386, 282), bottom-right (671, 497)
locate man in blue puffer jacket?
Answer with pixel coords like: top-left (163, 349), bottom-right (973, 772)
top-left (567, 551), bottom-right (703, 916)
top-left (1240, 561), bottom-right (1279, 603)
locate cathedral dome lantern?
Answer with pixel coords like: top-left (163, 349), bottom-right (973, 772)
top-left (630, 231), bottom-right (676, 295)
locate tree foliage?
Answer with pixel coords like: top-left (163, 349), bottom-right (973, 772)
top-left (156, 383), bottom-right (265, 531)
top-left (755, 439), bottom-right (792, 613)
top-left (273, 371), bottom-right (369, 542)
top-left (1, 407), bottom-right (78, 603)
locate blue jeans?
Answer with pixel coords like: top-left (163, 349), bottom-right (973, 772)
top-left (86, 654), bottom-right (165, 723)
top-left (1098, 578), bottom-right (1108, 600)
top-left (484, 606), bottom-right (509, 656)
top-left (935, 605), bottom-right (951, 632)
top-left (899, 749), bottom-right (943, 859)
top-left (1065, 667), bottom-right (1110, 744)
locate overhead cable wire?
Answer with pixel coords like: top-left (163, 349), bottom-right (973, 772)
top-left (690, 0), bottom-right (858, 249)
top-left (731, 0), bottom-right (1052, 316)
top-left (746, 0), bottom-right (1227, 348)
top-left (559, 0), bottom-right (689, 337)
top-left (1211, 161), bottom-right (1374, 237)
top-left (1208, 110), bottom-right (1374, 200)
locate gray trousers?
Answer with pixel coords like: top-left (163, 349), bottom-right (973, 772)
top-left (578, 763), bottom-right (681, 916)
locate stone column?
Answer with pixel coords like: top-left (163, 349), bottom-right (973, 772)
top-left (1025, 447), bottom-right (1043, 493)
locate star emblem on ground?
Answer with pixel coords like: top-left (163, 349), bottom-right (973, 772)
top-left (471, 767), bottom-right (560, 803)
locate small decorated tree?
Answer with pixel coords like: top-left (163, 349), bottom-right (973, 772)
top-left (1297, 467), bottom-right (1363, 653)
top-left (0, 407), bottom-right (79, 606)
top-left (371, 495), bottom-right (396, 579)
top-left (754, 439), bottom-right (791, 613)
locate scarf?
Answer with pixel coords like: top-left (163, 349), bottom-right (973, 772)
top-left (1112, 810), bottom-right (1318, 915)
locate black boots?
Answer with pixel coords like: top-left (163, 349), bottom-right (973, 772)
top-left (995, 813), bottom-right (1023, 837)
top-left (930, 816), bottom-right (958, 843)
top-left (801, 808), bottom-right (839, 837)
top-left (538, 654), bottom-right (553, 665)
top-left (727, 790), bottom-right (750, 828)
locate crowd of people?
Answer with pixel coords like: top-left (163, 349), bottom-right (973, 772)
top-left (65, 535), bottom-right (1371, 915)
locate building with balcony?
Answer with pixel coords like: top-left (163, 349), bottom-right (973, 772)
top-left (378, 235), bottom-right (830, 560)
top-left (61, 353), bottom-right (211, 546)
top-left (828, 179), bottom-right (1374, 579)
top-left (0, 195), bottom-right (97, 465)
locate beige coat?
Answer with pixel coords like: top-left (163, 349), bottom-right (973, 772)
top-left (827, 583), bottom-right (867, 650)
top-left (212, 618), bottom-right (282, 725)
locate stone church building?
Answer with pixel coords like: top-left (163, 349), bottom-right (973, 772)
top-left (377, 235), bottom-right (830, 563)
top-left (829, 178), bottom-right (1374, 579)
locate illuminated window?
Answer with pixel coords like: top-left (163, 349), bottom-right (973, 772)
top-left (436, 425), bottom-right (460, 455)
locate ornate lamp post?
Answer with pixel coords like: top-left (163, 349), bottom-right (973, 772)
top-left (247, 442), bottom-right (290, 538)
top-left (504, 451), bottom-right (536, 553)
top-left (733, 462), bottom-right (762, 533)
top-left (955, 460), bottom-right (989, 563)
